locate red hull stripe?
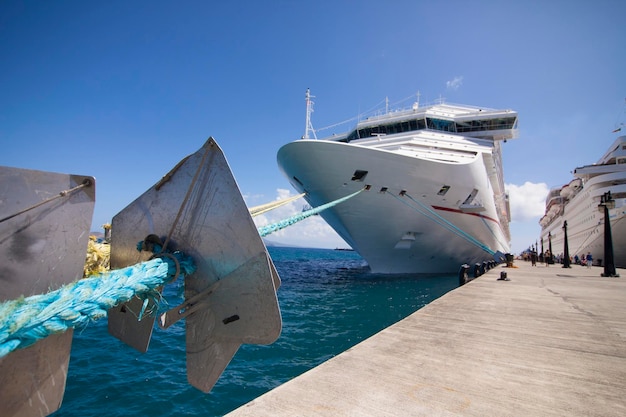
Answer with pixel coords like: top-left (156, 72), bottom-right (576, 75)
top-left (431, 205), bottom-right (500, 224)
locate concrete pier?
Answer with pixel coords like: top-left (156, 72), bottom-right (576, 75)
top-left (226, 262), bottom-right (626, 416)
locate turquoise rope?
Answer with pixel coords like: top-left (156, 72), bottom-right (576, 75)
top-left (406, 193), bottom-right (495, 255)
top-left (390, 192), bottom-right (496, 256)
top-left (1, 187), bottom-right (362, 357)
top-left (480, 217), bottom-right (508, 251)
top-left (0, 251), bottom-right (195, 358)
top-left (258, 188), bottom-right (364, 237)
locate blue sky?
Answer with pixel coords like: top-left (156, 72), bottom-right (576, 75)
top-left (1, 1), bottom-right (625, 255)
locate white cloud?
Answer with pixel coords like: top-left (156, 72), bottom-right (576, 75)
top-left (506, 181), bottom-right (549, 222)
top-left (446, 76), bottom-right (463, 90)
top-left (504, 181), bottom-right (550, 254)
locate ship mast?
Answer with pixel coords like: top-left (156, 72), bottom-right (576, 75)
top-left (304, 88), bottom-right (317, 139)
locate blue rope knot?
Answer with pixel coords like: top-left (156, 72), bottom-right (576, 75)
top-left (0, 244), bottom-right (196, 358)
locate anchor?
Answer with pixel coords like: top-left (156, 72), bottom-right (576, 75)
top-left (0, 137), bottom-right (282, 416)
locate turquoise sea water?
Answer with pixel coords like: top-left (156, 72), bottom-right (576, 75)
top-left (51, 247), bottom-right (458, 416)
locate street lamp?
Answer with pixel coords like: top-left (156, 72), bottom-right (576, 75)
top-left (548, 231), bottom-right (553, 264)
top-left (598, 191), bottom-right (619, 277)
top-left (562, 221), bottom-right (571, 268)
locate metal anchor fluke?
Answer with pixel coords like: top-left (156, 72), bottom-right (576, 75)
top-left (107, 137), bottom-right (282, 392)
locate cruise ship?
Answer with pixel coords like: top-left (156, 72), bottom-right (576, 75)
top-left (277, 91), bottom-right (518, 274)
top-left (539, 134), bottom-right (626, 268)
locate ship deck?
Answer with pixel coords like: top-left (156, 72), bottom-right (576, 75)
top-left (226, 261), bottom-right (626, 416)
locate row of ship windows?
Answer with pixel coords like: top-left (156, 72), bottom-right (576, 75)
top-left (350, 174), bottom-right (479, 205)
top-left (344, 117), bottom-right (517, 141)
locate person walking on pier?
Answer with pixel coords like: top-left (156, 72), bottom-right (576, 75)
top-left (586, 252), bottom-right (593, 268)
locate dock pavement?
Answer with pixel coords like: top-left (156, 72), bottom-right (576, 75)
top-left (226, 261), bottom-right (626, 416)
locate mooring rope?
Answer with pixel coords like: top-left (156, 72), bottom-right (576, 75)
top-left (161, 145), bottom-right (213, 254)
top-left (0, 179), bottom-right (92, 224)
top-left (390, 192), bottom-right (495, 255)
top-left (249, 193), bottom-right (306, 217)
top-left (480, 217), bottom-right (509, 252)
top-left (0, 249), bottom-right (195, 358)
top-left (258, 188), bottom-right (364, 237)
top-left (0, 187), bottom-right (360, 357)
top-left (571, 223), bottom-right (600, 256)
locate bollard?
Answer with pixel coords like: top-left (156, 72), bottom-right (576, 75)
top-left (458, 264), bottom-right (470, 286)
top-left (473, 263), bottom-right (482, 278)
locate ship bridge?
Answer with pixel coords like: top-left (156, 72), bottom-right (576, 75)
top-left (342, 103), bottom-right (518, 143)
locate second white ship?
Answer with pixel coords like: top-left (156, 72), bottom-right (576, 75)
top-left (539, 134), bottom-right (626, 268)
top-left (277, 91), bottom-right (518, 274)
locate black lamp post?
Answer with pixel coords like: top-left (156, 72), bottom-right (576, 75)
top-left (562, 221), bottom-right (571, 268)
top-left (598, 191), bottom-right (619, 277)
top-left (540, 238), bottom-right (544, 263)
top-left (548, 231), bottom-right (553, 264)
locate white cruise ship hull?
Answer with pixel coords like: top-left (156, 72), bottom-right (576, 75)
top-left (278, 139), bottom-right (509, 274)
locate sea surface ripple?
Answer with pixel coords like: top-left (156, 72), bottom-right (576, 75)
top-left (51, 247), bottom-right (457, 416)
